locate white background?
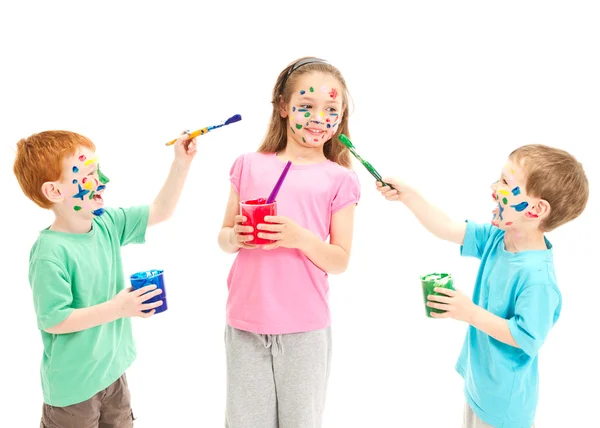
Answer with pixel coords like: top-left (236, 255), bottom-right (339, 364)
top-left (1, 1), bottom-right (598, 427)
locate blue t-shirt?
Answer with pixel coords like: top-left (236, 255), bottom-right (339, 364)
top-left (456, 221), bottom-right (561, 428)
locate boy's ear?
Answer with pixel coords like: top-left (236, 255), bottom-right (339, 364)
top-left (526, 199), bottom-right (550, 220)
top-left (279, 96), bottom-right (288, 118)
top-left (41, 182), bottom-right (63, 204)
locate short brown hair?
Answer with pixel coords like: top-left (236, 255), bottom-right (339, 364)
top-left (13, 131), bottom-right (96, 209)
top-left (510, 144), bottom-right (588, 231)
top-left (258, 57), bottom-right (353, 169)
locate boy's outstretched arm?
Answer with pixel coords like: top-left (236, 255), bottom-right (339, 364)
top-left (44, 285), bottom-right (164, 334)
top-left (377, 178), bottom-right (466, 245)
top-left (148, 134), bottom-right (197, 227)
top-left (426, 288), bottom-right (519, 347)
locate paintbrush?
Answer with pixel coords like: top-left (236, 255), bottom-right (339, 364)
top-left (338, 134), bottom-right (394, 189)
top-left (266, 161), bottom-right (292, 204)
top-left (165, 114), bottom-right (242, 146)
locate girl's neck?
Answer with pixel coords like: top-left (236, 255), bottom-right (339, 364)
top-left (277, 140), bottom-right (327, 165)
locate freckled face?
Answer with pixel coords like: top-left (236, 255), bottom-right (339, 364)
top-left (490, 160), bottom-right (535, 229)
top-left (60, 148), bottom-right (109, 218)
top-left (286, 72), bottom-right (343, 148)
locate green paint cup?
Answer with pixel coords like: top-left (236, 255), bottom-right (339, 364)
top-left (421, 273), bottom-right (454, 318)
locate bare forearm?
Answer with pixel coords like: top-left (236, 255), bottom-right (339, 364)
top-left (298, 232), bottom-right (349, 275)
top-left (45, 300), bottom-right (120, 334)
top-left (469, 305), bottom-right (519, 348)
top-left (403, 192), bottom-right (465, 244)
top-left (150, 160), bottom-right (191, 225)
top-left (219, 227), bottom-right (240, 254)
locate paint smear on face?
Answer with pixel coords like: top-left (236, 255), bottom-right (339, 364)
top-left (505, 222), bottom-right (513, 226)
top-left (502, 197), bottom-right (508, 205)
top-left (72, 179), bottom-right (77, 184)
top-left (498, 190), bottom-right (509, 196)
top-left (92, 208), bottom-right (105, 216)
top-left (72, 166), bottom-right (79, 173)
top-left (84, 157), bottom-right (97, 166)
top-left (309, 87), bottom-right (314, 92)
top-left (74, 206), bottom-right (82, 211)
top-left (292, 106), bottom-right (296, 112)
top-left (510, 201), bottom-right (529, 212)
top-left (511, 186), bottom-right (521, 196)
top-left (295, 124), bottom-right (302, 130)
top-left (78, 155), bottom-right (86, 162)
top-left (300, 90), bottom-right (305, 95)
top-left (525, 212), bottom-right (538, 219)
top-left (73, 184), bottom-right (90, 200)
top-left (329, 88), bottom-right (338, 100)
top-left (498, 203), bottom-right (504, 221)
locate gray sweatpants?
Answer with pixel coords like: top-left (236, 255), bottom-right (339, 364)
top-left (225, 325), bottom-right (332, 428)
top-left (463, 402), bottom-right (535, 428)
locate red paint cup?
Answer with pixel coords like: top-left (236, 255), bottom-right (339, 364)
top-left (240, 198), bottom-right (277, 245)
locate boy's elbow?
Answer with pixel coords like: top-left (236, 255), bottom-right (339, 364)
top-left (44, 325), bottom-right (62, 335)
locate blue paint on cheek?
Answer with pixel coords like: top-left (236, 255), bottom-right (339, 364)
top-left (72, 179), bottom-right (77, 184)
top-left (498, 203), bottom-right (504, 221)
top-left (73, 184), bottom-right (90, 200)
top-left (92, 208), bottom-right (105, 216)
top-left (300, 90), bottom-right (305, 95)
top-left (292, 106), bottom-right (296, 112)
top-left (72, 166), bottom-right (79, 173)
top-left (297, 108), bottom-right (308, 112)
top-left (510, 201), bottom-right (529, 212)
top-left (511, 186), bottom-right (521, 196)
top-left (327, 124), bottom-right (331, 128)
top-left (96, 185), bottom-right (106, 192)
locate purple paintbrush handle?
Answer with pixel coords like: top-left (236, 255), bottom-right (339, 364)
top-left (266, 161), bottom-right (292, 204)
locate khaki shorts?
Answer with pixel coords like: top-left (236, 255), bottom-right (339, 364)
top-left (41, 374), bottom-right (135, 428)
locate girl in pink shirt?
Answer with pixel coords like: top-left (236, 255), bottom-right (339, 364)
top-left (218, 57), bottom-right (361, 428)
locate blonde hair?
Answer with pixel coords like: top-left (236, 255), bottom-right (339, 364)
top-left (13, 131), bottom-right (95, 209)
top-left (257, 57), bottom-right (352, 168)
top-left (509, 144), bottom-right (588, 231)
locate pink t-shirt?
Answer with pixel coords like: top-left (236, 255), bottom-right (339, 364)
top-left (227, 152), bottom-right (361, 334)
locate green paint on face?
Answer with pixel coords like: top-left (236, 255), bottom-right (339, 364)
top-left (98, 164), bottom-right (110, 184)
top-left (302, 137), bottom-right (306, 143)
top-left (74, 206), bottom-right (82, 211)
top-left (295, 123), bottom-right (303, 130)
top-left (309, 87), bottom-right (314, 92)
top-left (502, 197), bottom-right (508, 205)
top-left (290, 126), bottom-right (295, 134)
top-left (304, 112), bottom-right (310, 118)
top-left (89, 191), bottom-right (95, 200)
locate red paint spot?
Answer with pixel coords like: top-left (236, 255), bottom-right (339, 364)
top-left (94, 178), bottom-right (99, 186)
top-left (525, 212), bottom-right (538, 219)
top-left (82, 177), bottom-right (87, 184)
top-left (329, 88), bottom-right (338, 99)
top-left (79, 155), bottom-right (86, 162)
top-left (326, 118), bottom-right (330, 123)
top-left (313, 138), bottom-right (318, 142)
top-left (505, 222), bottom-right (513, 226)
top-left (321, 134), bottom-right (324, 139)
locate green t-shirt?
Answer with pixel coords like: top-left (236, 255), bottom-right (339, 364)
top-left (28, 206), bottom-right (149, 406)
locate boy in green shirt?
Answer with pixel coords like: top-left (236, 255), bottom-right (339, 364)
top-left (13, 130), bottom-right (197, 427)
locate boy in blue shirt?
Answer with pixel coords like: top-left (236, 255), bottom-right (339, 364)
top-left (377, 144), bottom-right (588, 427)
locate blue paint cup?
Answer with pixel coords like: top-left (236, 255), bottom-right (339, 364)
top-left (130, 269), bottom-right (167, 314)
